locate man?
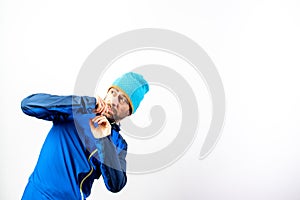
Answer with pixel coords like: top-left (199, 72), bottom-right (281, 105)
top-left (21, 72), bottom-right (149, 200)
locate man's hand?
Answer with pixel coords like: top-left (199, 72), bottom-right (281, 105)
top-left (89, 115), bottom-right (112, 139)
top-left (94, 96), bottom-right (112, 116)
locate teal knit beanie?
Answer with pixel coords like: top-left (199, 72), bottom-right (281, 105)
top-left (110, 72), bottom-right (149, 114)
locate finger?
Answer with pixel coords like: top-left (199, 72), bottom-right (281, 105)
top-left (97, 117), bottom-right (110, 127)
top-left (92, 115), bottom-right (105, 122)
top-left (103, 105), bottom-right (109, 115)
top-left (94, 96), bottom-right (105, 113)
top-left (95, 118), bottom-right (110, 127)
top-left (105, 102), bottom-right (112, 113)
top-left (95, 96), bottom-right (101, 108)
top-left (99, 103), bottom-right (110, 116)
top-left (98, 100), bottom-right (104, 111)
top-left (93, 106), bottom-right (101, 113)
top-left (107, 106), bottom-right (113, 115)
top-left (100, 100), bottom-right (107, 111)
top-left (92, 115), bottom-right (111, 127)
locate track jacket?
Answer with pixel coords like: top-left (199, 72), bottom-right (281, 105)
top-left (21, 93), bottom-right (127, 200)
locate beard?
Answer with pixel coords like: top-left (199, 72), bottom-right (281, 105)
top-left (103, 107), bottom-right (118, 122)
top-left (102, 106), bottom-right (129, 123)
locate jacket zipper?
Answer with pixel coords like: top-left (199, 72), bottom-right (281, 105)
top-left (80, 149), bottom-right (98, 200)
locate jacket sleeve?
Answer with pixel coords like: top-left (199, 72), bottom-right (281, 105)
top-left (21, 93), bottom-right (96, 122)
top-left (95, 136), bottom-right (127, 193)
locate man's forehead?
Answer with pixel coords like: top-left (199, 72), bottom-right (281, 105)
top-left (109, 87), bottom-right (126, 97)
top-left (109, 87), bottom-right (119, 93)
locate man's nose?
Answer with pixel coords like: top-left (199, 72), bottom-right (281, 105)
top-left (111, 95), bottom-right (119, 107)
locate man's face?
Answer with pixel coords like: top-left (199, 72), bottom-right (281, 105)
top-left (104, 88), bottom-right (131, 123)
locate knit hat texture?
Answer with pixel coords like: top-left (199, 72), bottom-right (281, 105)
top-left (110, 72), bottom-right (149, 114)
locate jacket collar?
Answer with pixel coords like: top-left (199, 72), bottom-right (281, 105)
top-left (108, 118), bottom-right (120, 132)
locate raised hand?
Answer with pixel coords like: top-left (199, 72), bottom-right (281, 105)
top-left (89, 115), bottom-right (111, 139)
top-left (94, 96), bottom-right (113, 117)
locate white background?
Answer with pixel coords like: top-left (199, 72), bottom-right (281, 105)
top-left (1, 0), bottom-right (300, 199)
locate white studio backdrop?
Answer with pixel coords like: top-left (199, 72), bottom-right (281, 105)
top-left (1, 0), bottom-right (300, 199)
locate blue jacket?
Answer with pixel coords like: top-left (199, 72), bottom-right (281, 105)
top-left (21, 93), bottom-right (127, 200)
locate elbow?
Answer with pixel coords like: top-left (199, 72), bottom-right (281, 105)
top-left (107, 176), bottom-right (127, 193)
top-left (21, 96), bottom-right (30, 114)
top-left (109, 185), bottom-right (125, 193)
top-left (21, 94), bottom-right (37, 116)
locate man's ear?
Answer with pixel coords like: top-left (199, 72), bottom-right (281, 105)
top-left (128, 105), bottom-right (133, 116)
